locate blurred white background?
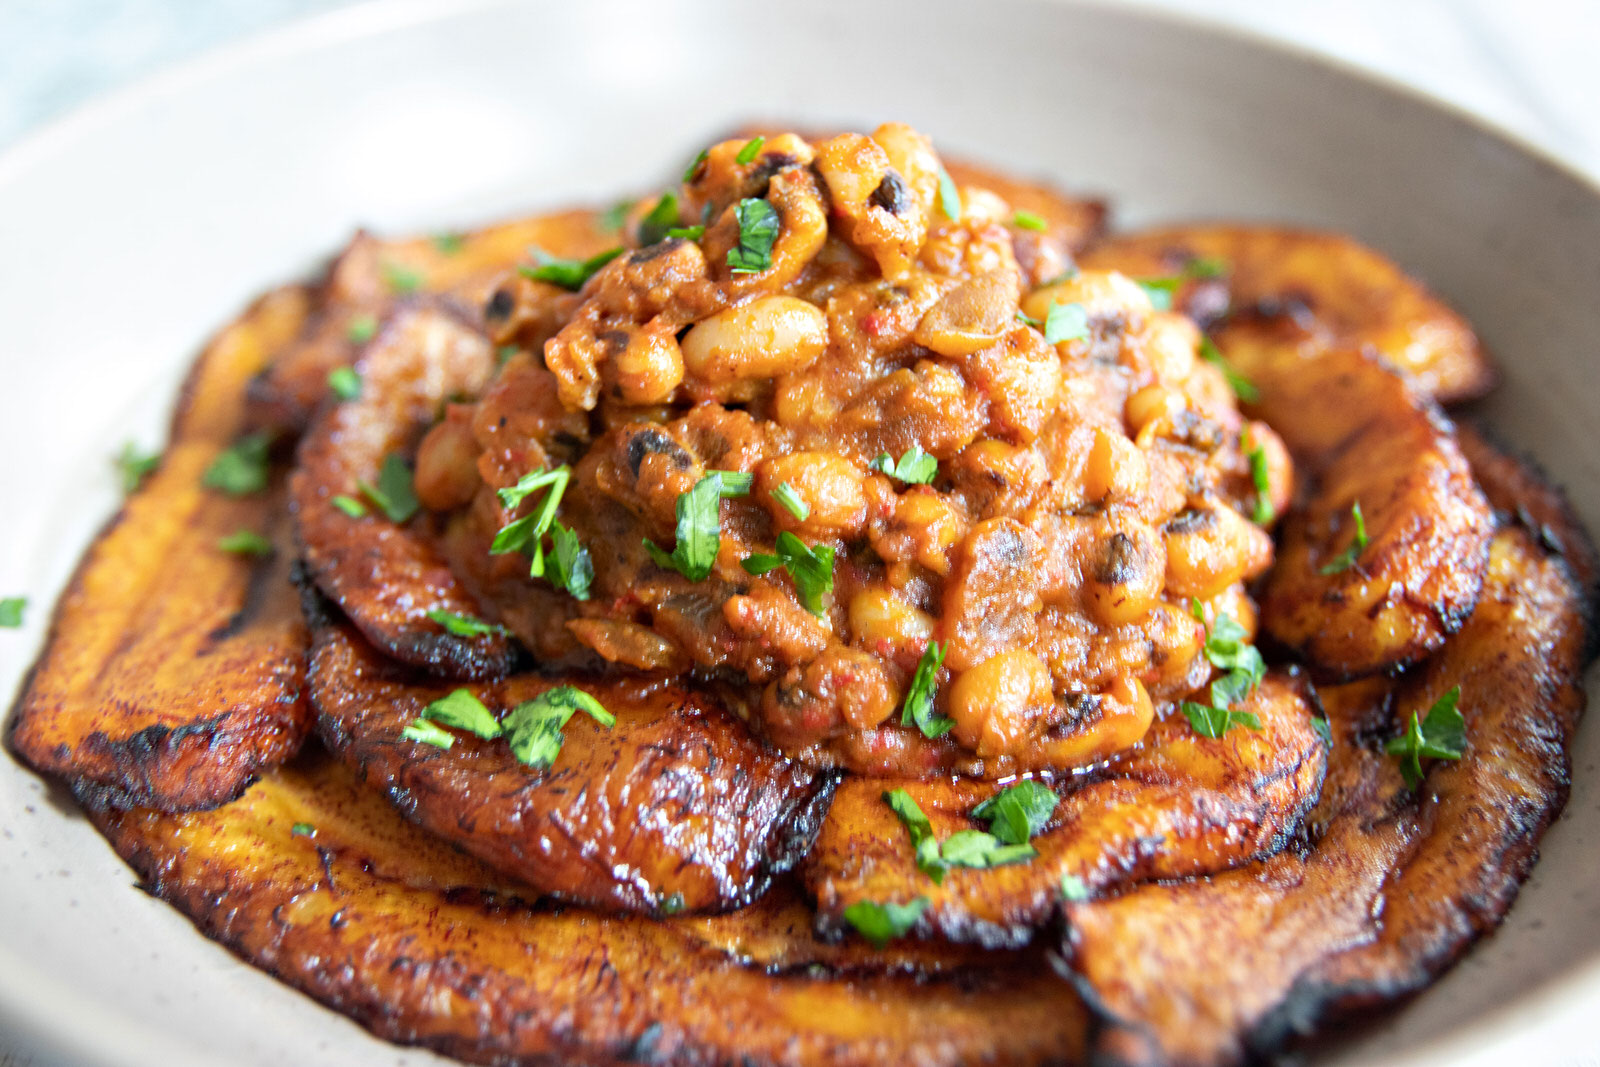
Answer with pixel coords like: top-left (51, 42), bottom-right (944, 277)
top-left (4, 0), bottom-right (1600, 177)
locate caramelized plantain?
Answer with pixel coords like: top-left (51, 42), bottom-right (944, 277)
top-left (90, 748), bottom-right (1092, 1066)
top-left (1078, 224), bottom-right (1495, 402)
top-left (1062, 445), bottom-right (1590, 1066)
top-left (309, 607), bottom-right (834, 914)
top-left (807, 674), bottom-right (1326, 948)
top-left (8, 287), bottom-right (313, 811)
top-left (247, 211), bottom-right (611, 434)
top-left (291, 304), bottom-right (516, 678)
top-left (1243, 345), bottom-right (1493, 678)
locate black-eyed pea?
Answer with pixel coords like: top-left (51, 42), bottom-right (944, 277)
top-left (1164, 503), bottom-right (1275, 599)
top-left (607, 321), bottom-right (684, 404)
top-left (1085, 522), bottom-right (1167, 627)
top-left (1083, 426), bottom-right (1150, 504)
top-left (948, 648), bottom-right (1055, 757)
top-left (1020, 270), bottom-right (1153, 333)
top-left (1139, 600), bottom-right (1207, 690)
top-left (680, 296), bottom-right (828, 385)
top-left (871, 123), bottom-right (940, 214)
top-left (1141, 312), bottom-right (1201, 381)
top-left (893, 489), bottom-right (965, 573)
top-left (1125, 384), bottom-right (1186, 440)
top-left (913, 271), bottom-right (1022, 357)
top-left (1037, 675), bottom-right (1154, 768)
top-left (957, 186), bottom-right (1011, 223)
top-left (758, 452), bottom-right (868, 535)
top-left (805, 646), bottom-right (898, 731)
top-left (413, 408), bottom-right (482, 512)
top-left (848, 586), bottom-right (935, 664)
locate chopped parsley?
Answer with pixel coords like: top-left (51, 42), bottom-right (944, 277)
top-left (884, 789), bottom-right (947, 881)
top-left (401, 718), bottom-right (455, 749)
top-left (381, 261), bottom-right (424, 294)
top-left (1184, 255), bottom-right (1228, 279)
top-left (639, 193), bottom-right (682, 246)
top-left (1248, 442), bottom-right (1275, 524)
top-left (358, 453), bottom-right (420, 523)
top-left (547, 521), bottom-right (594, 600)
top-left (936, 166), bottom-right (961, 222)
top-left (519, 247), bottom-right (623, 291)
top-left (346, 314), bottom-right (378, 344)
top-left (870, 445), bottom-right (938, 486)
top-left (882, 789), bottom-right (1037, 886)
top-left (683, 147), bottom-right (709, 183)
top-left (1198, 336), bottom-right (1259, 402)
top-left (217, 530), bottom-right (273, 557)
top-left (741, 532), bottom-right (835, 616)
top-left (203, 431), bottom-right (272, 496)
top-left (771, 481), bottom-right (810, 521)
top-left (900, 641), bottom-right (954, 738)
top-left (843, 897), bottom-right (929, 947)
top-left (727, 198), bottom-right (780, 274)
top-left (419, 688), bottom-right (503, 739)
top-left (1044, 301), bottom-right (1090, 345)
top-left (971, 781), bottom-right (1059, 846)
top-left (599, 199), bottom-right (635, 233)
top-left (1015, 309), bottom-right (1041, 328)
top-left (1311, 714), bottom-right (1333, 745)
top-left (502, 686), bottom-right (615, 769)
top-left (492, 467), bottom-right (576, 582)
top-left (711, 470), bottom-right (753, 497)
top-left (496, 344), bottom-right (519, 365)
top-left (1386, 685), bottom-right (1466, 789)
top-left (1181, 609), bottom-right (1267, 738)
top-left (331, 495), bottom-right (367, 518)
top-left (666, 224), bottom-right (706, 240)
top-left (115, 442), bottom-right (160, 494)
top-left (327, 366), bottom-right (362, 401)
top-left (424, 609), bottom-right (508, 639)
top-left (1319, 501), bottom-right (1369, 575)
top-left (1137, 276), bottom-right (1181, 311)
top-left (1059, 874), bottom-right (1090, 902)
top-left (658, 892), bottom-right (687, 916)
top-left (432, 232), bottom-right (464, 255)
top-left (0, 598), bottom-right (26, 628)
top-left (291, 822), bottom-right (315, 837)
top-left (735, 135), bottom-right (766, 165)
top-left (1012, 209), bottom-right (1046, 231)
top-left (643, 472), bottom-right (726, 582)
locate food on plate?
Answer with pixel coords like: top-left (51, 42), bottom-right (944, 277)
top-left (7, 122), bottom-right (1594, 1066)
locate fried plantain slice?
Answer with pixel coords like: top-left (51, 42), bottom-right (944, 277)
top-left (1078, 224), bottom-right (1495, 402)
top-left (309, 606), bottom-right (835, 914)
top-left (247, 210), bottom-right (611, 435)
top-left (89, 747), bottom-right (1091, 1066)
top-left (1063, 479), bottom-right (1589, 1066)
top-left (291, 303), bottom-right (516, 679)
top-left (806, 674), bottom-right (1326, 949)
top-left (1241, 345), bottom-right (1493, 679)
top-left (8, 287), bottom-right (313, 811)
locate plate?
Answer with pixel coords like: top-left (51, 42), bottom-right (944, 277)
top-left (2, 1), bottom-right (1598, 1064)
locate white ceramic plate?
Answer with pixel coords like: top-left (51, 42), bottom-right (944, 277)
top-left (3, 1), bottom-right (1599, 1064)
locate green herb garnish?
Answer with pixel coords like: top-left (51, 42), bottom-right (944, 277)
top-left (401, 718), bottom-right (456, 749)
top-left (599, 199), bottom-right (635, 233)
top-left (936, 166), bottom-right (961, 222)
top-left (425, 609), bottom-right (508, 639)
top-left (115, 442), bottom-right (160, 494)
top-left (1012, 209), bottom-right (1046, 231)
top-left (1181, 700), bottom-right (1263, 739)
top-left (346, 314), bottom-right (378, 344)
top-left (331, 495), bottom-right (367, 518)
top-left (327, 366), bottom-right (362, 401)
top-left (683, 147), bottom-right (709, 183)
top-left (1044, 301), bottom-right (1090, 344)
top-left (1319, 502), bottom-right (1369, 575)
top-left (727, 198), bottom-right (780, 274)
top-left (381, 261), bottom-right (424, 294)
top-left (291, 822), bottom-right (315, 837)
top-left (900, 641), bottom-right (953, 738)
top-left (1249, 443), bottom-right (1275, 524)
top-left (711, 470), bottom-right (753, 497)
top-left (358, 453), bottom-right (420, 523)
top-left (735, 135), bottom-right (766, 165)
top-left (971, 780), bottom-right (1059, 845)
top-left (496, 344), bottom-right (519, 365)
top-left (1137, 276), bottom-right (1181, 311)
top-left (547, 521), bottom-right (594, 600)
top-left (0, 598), bottom-right (26, 628)
top-left (519, 247), bottom-right (624, 291)
top-left (1311, 715), bottom-right (1333, 745)
top-left (203, 431), bottom-right (272, 496)
top-left (1184, 255), bottom-right (1228, 279)
top-left (217, 530), bottom-right (273, 557)
top-left (639, 193), bottom-right (681, 246)
top-left (1385, 685), bottom-right (1466, 789)
top-left (882, 789), bottom-right (1037, 886)
top-left (843, 897), bottom-right (929, 947)
top-left (870, 446), bottom-right (937, 486)
top-left (1198, 336), bottom-right (1259, 402)
top-left (643, 472), bottom-right (726, 582)
top-left (741, 532), bottom-right (835, 616)
top-left (1015, 309), bottom-right (1041, 327)
top-left (502, 686), bottom-right (615, 769)
top-left (1181, 609), bottom-right (1268, 738)
top-left (771, 481), bottom-right (810, 521)
top-left (419, 688), bottom-right (503, 739)
top-left (432, 232), bottom-right (464, 255)
top-left (492, 467), bottom-right (574, 579)
top-left (1059, 874), bottom-right (1090, 902)
top-left (883, 789), bottom-right (948, 881)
